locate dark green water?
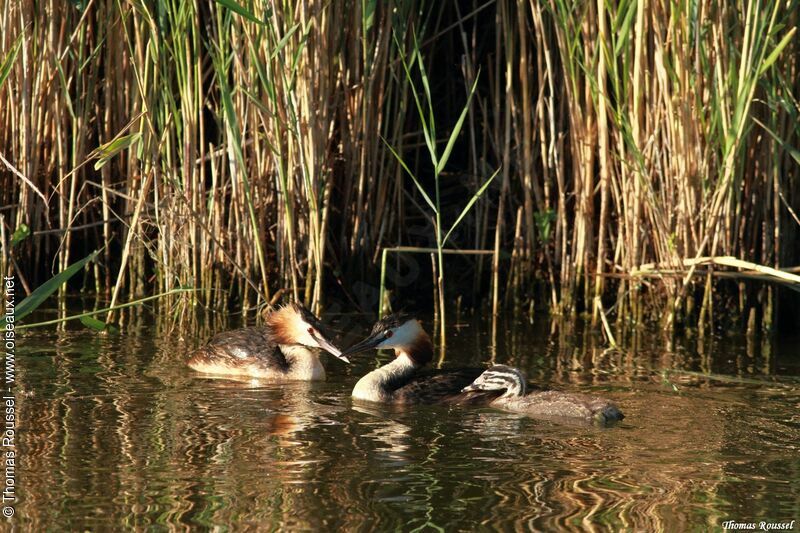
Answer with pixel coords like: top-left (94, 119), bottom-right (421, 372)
top-left (11, 314), bottom-right (800, 530)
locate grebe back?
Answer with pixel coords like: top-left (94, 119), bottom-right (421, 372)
top-left (342, 314), bottom-right (502, 405)
top-left (462, 365), bottom-right (624, 424)
top-left (187, 302), bottom-right (347, 381)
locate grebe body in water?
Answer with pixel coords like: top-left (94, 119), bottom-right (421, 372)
top-left (187, 303), bottom-right (347, 381)
top-left (462, 365), bottom-right (624, 424)
top-left (342, 314), bottom-right (503, 405)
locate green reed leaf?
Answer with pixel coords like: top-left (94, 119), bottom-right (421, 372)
top-left (436, 72), bottom-right (480, 176)
top-left (0, 34), bottom-right (22, 90)
top-left (269, 23), bottom-right (300, 61)
top-left (753, 116), bottom-right (800, 167)
top-left (382, 137), bottom-right (437, 213)
top-left (10, 224), bottom-right (30, 247)
top-left (94, 133), bottom-right (141, 170)
top-left (15, 250), bottom-right (100, 323)
top-left (80, 315), bottom-right (118, 333)
top-left (214, 0), bottom-right (264, 25)
top-left (443, 166), bottom-right (500, 245)
top-left (758, 27), bottom-right (796, 76)
top-left (393, 32), bottom-right (437, 167)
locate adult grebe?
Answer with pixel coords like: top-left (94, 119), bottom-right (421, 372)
top-left (341, 314), bottom-right (500, 404)
top-left (462, 365), bottom-right (624, 424)
top-left (187, 303), bottom-right (348, 380)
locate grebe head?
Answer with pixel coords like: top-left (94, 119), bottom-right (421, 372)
top-left (461, 365), bottom-right (526, 397)
top-left (267, 303), bottom-right (349, 362)
top-left (340, 313), bottom-right (433, 366)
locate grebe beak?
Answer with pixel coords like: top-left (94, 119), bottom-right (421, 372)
top-left (339, 331), bottom-right (385, 358)
top-left (311, 332), bottom-right (350, 364)
top-left (460, 383), bottom-right (480, 393)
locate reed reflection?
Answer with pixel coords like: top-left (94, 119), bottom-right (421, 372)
top-left (13, 317), bottom-right (800, 530)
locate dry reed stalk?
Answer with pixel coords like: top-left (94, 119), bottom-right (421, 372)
top-left (592, 0), bottom-right (610, 326)
top-left (1, 0), bottom-right (797, 335)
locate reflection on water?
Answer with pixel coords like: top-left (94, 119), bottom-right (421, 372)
top-left (13, 315), bottom-right (800, 529)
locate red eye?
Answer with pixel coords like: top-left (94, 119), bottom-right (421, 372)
top-left (385, 330), bottom-right (393, 338)
top-left (308, 327), bottom-right (314, 335)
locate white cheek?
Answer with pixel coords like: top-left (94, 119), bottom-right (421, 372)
top-left (302, 330), bottom-right (318, 347)
top-left (376, 337), bottom-right (394, 349)
top-left (385, 322), bottom-right (417, 347)
top-left (295, 317), bottom-right (319, 347)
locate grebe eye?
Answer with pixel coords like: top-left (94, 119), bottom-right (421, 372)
top-left (307, 327), bottom-right (315, 335)
top-left (385, 330), bottom-right (393, 338)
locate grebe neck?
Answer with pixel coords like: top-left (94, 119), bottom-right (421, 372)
top-left (352, 352), bottom-right (418, 403)
top-left (280, 344), bottom-right (326, 381)
top-left (501, 378), bottom-right (526, 398)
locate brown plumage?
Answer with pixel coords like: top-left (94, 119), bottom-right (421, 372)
top-left (343, 317), bottom-right (624, 422)
top-left (345, 315), bottom-right (503, 405)
top-left (186, 327), bottom-right (288, 377)
top-left (186, 303), bottom-right (346, 380)
top-left (364, 313), bottom-right (433, 366)
top-left (503, 390), bottom-right (624, 424)
top-left (462, 365), bottom-right (624, 425)
top-left (391, 368), bottom-right (505, 405)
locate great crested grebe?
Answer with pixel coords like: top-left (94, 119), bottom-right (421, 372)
top-left (341, 314), bottom-right (502, 405)
top-left (462, 365), bottom-right (624, 424)
top-left (187, 303), bottom-right (348, 380)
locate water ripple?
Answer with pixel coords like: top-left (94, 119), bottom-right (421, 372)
top-left (12, 323), bottom-right (800, 529)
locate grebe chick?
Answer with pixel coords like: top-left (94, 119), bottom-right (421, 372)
top-left (341, 314), bottom-right (501, 405)
top-left (462, 365), bottom-right (624, 425)
top-left (187, 303), bottom-right (348, 381)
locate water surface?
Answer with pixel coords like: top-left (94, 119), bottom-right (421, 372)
top-left (13, 314), bottom-right (800, 530)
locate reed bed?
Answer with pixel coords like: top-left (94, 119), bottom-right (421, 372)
top-left (1, 0), bottom-right (798, 333)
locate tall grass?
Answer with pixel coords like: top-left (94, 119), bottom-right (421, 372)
top-left (534, 1), bottom-right (798, 327)
top-left (1, 0), bottom-right (798, 333)
top-left (496, 0), bottom-right (799, 332)
top-left (383, 31), bottom-right (499, 343)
